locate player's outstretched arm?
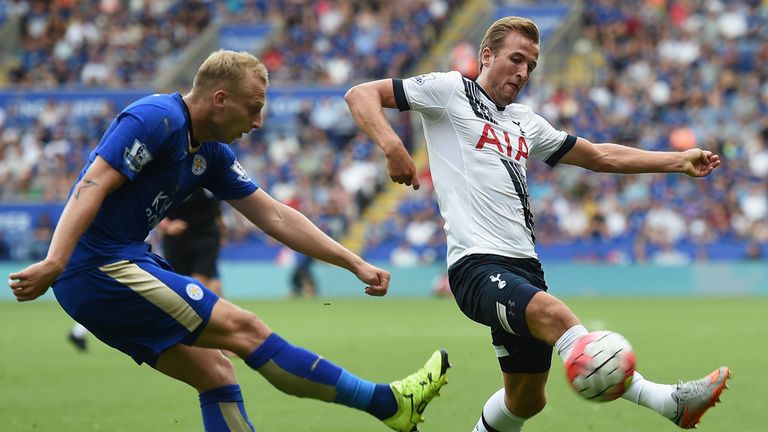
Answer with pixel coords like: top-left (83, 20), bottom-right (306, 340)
top-left (228, 190), bottom-right (390, 296)
top-left (345, 79), bottom-right (420, 190)
top-left (558, 137), bottom-right (721, 177)
top-left (8, 157), bottom-right (126, 301)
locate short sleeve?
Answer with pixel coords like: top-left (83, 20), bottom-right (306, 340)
top-left (525, 112), bottom-right (576, 166)
top-left (204, 144), bottom-right (259, 200)
top-left (395, 71), bottom-right (461, 121)
top-left (95, 109), bottom-right (174, 181)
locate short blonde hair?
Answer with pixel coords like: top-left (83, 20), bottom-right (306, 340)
top-left (478, 17), bottom-right (540, 73)
top-left (192, 50), bottom-right (269, 96)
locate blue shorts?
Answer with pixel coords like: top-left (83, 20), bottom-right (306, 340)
top-left (53, 253), bottom-right (220, 366)
top-left (448, 254), bottom-right (552, 374)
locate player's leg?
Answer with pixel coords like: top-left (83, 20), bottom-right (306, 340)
top-left (542, 292), bottom-right (730, 428)
top-left (470, 281), bottom-right (675, 431)
top-left (52, 257), bottom-right (246, 430)
top-left (473, 372), bottom-right (547, 432)
top-left (68, 321), bottom-right (89, 351)
top-left (527, 290), bottom-right (678, 415)
top-left (470, 323), bottom-right (553, 432)
top-left (448, 261), bottom-right (551, 431)
top-left (154, 344), bottom-right (254, 431)
top-left (194, 299), bottom-right (449, 432)
top-left (451, 256), bottom-right (729, 429)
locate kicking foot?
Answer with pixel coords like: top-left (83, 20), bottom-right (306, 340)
top-left (383, 349), bottom-right (450, 432)
top-left (671, 366), bottom-right (731, 429)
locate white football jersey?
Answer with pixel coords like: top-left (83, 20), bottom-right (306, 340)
top-left (394, 71), bottom-right (576, 267)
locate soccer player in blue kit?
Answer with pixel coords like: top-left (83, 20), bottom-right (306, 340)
top-left (8, 50), bottom-right (448, 432)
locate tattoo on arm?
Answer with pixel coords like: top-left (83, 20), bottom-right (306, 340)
top-left (74, 179), bottom-right (99, 200)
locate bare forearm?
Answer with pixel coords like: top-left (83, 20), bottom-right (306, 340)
top-left (592, 143), bottom-right (686, 174)
top-left (345, 85), bottom-right (402, 155)
top-left (46, 179), bottom-right (108, 269)
top-left (267, 207), bottom-right (363, 271)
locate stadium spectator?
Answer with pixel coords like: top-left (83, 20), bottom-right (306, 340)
top-left (0, 232), bottom-right (11, 261)
top-left (744, 241), bottom-right (764, 260)
top-left (30, 211), bottom-right (54, 261)
top-left (8, 49), bottom-right (448, 432)
top-left (289, 253), bottom-right (317, 298)
top-left (390, 240), bottom-right (420, 267)
top-left (346, 15), bottom-right (729, 431)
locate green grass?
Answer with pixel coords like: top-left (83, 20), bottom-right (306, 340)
top-left (0, 297), bottom-right (764, 431)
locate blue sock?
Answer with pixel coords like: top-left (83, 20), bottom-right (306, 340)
top-left (199, 384), bottom-right (255, 431)
top-left (245, 333), bottom-right (397, 419)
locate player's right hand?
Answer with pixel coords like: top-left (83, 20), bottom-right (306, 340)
top-left (385, 145), bottom-right (420, 190)
top-left (681, 148), bottom-right (721, 178)
top-left (8, 259), bottom-right (63, 302)
top-left (355, 263), bottom-right (391, 297)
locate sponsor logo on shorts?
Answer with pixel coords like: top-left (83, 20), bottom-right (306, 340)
top-left (191, 154), bottom-right (207, 175)
top-left (186, 283), bottom-right (204, 301)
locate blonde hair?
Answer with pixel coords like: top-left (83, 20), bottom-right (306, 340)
top-left (192, 50), bottom-right (269, 96)
top-left (478, 17), bottom-right (540, 73)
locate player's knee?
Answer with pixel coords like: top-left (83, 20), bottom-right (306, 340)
top-left (220, 310), bottom-right (269, 354)
top-left (205, 301), bottom-right (271, 355)
top-left (210, 353), bottom-right (237, 383)
top-left (524, 292), bottom-right (579, 342)
top-left (191, 353), bottom-right (237, 392)
top-left (240, 313), bottom-right (272, 342)
top-left (216, 302), bottom-right (268, 336)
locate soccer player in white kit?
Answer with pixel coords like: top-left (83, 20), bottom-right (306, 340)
top-left (345, 16), bottom-right (730, 431)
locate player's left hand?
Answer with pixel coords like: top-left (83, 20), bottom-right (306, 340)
top-left (682, 149), bottom-right (721, 177)
top-left (8, 259), bottom-right (63, 302)
top-left (385, 145), bottom-right (420, 190)
top-left (355, 263), bottom-right (390, 297)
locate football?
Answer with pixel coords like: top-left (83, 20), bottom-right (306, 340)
top-left (565, 330), bottom-right (637, 402)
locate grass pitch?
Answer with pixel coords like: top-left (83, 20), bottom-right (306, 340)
top-left (0, 297), bottom-right (764, 431)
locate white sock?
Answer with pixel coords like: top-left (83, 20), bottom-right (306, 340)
top-left (621, 371), bottom-right (677, 418)
top-left (472, 388), bottom-right (526, 432)
top-left (554, 324), bottom-right (588, 361)
top-left (554, 325), bottom-right (675, 417)
top-left (71, 322), bottom-right (88, 338)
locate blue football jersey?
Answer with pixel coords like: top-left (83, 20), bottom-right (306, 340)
top-left (62, 93), bottom-right (258, 278)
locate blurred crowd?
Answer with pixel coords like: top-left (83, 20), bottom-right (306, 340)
top-left (5, 0), bottom-right (456, 88)
top-left (0, 0), bottom-right (456, 260)
top-left (217, 0), bottom-right (459, 85)
top-left (1, 0), bottom-right (767, 264)
top-left (7, 0), bottom-right (211, 87)
top-left (363, 0), bottom-right (768, 264)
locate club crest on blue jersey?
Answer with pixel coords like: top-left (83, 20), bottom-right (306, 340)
top-left (230, 160), bottom-right (251, 182)
top-left (191, 154), bottom-right (207, 175)
top-left (185, 283), bottom-right (204, 301)
top-left (123, 139), bottom-right (153, 173)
